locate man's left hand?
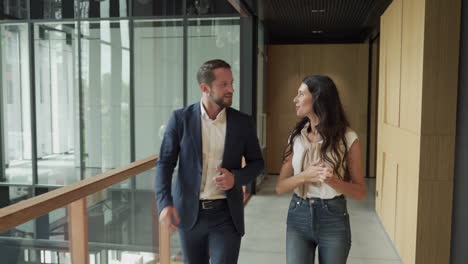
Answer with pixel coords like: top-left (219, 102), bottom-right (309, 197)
top-left (214, 168), bottom-right (235, 190)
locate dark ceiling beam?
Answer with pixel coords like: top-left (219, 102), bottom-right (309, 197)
top-left (227, 0), bottom-right (252, 17)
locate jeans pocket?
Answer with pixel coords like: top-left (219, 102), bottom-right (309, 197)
top-left (323, 199), bottom-right (348, 217)
top-left (288, 198), bottom-right (299, 211)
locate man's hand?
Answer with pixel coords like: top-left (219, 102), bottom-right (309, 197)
top-left (214, 167), bottom-right (235, 190)
top-left (159, 206), bottom-right (180, 233)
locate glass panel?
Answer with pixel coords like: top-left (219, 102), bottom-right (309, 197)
top-left (87, 171), bottom-right (160, 263)
top-left (34, 23), bottom-right (80, 186)
top-left (81, 20), bottom-right (131, 178)
top-left (1, 0), bottom-right (28, 19)
top-left (132, 0), bottom-right (183, 16)
top-left (256, 22), bottom-right (266, 148)
top-left (30, 0), bottom-right (75, 19)
top-left (134, 19), bottom-right (183, 161)
top-left (77, 0), bottom-right (129, 18)
top-left (0, 187), bottom-right (70, 264)
top-left (0, 185), bottom-right (33, 208)
top-left (256, 21), bottom-right (266, 185)
top-left (170, 230), bottom-right (183, 262)
top-left (0, 169), bottom-right (161, 263)
top-left (187, 17), bottom-right (240, 109)
top-left (0, 23), bottom-right (33, 184)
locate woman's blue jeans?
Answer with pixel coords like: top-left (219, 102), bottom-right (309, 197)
top-left (286, 194), bottom-right (351, 264)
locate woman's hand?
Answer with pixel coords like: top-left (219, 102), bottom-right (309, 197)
top-left (302, 160), bottom-right (333, 184)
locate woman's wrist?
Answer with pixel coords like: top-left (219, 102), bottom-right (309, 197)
top-left (325, 175), bottom-right (340, 188)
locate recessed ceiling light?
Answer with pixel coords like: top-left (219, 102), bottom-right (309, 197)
top-left (311, 30), bottom-right (324, 34)
top-left (311, 9), bottom-right (326, 13)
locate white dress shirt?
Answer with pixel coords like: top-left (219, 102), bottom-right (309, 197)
top-left (199, 100), bottom-right (227, 200)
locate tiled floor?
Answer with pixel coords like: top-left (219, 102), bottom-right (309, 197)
top-left (239, 175), bottom-right (403, 264)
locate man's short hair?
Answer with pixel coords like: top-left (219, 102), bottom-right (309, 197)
top-left (197, 59), bottom-right (231, 85)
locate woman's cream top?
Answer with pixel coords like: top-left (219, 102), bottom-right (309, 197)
top-left (291, 123), bottom-right (358, 199)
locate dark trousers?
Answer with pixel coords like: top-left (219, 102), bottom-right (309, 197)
top-left (179, 202), bottom-right (241, 264)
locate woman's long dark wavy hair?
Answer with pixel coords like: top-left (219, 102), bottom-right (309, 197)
top-left (283, 75), bottom-right (350, 180)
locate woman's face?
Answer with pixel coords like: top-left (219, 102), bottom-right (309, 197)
top-left (293, 83), bottom-right (314, 117)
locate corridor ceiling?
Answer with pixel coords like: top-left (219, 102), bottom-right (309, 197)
top-left (241, 0), bottom-right (393, 44)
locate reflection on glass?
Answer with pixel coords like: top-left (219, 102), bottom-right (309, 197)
top-left (134, 19), bottom-right (184, 161)
top-left (34, 23), bottom-right (80, 186)
top-left (0, 187), bottom-right (67, 240)
top-left (78, 0), bottom-right (128, 18)
top-left (30, 0), bottom-right (75, 19)
top-left (132, 0), bottom-right (183, 16)
top-left (86, 172), bottom-right (160, 262)
top-left (0, 186), bottom-right (70, 264)
top-left (0, 0), bottom-right (28, 19)
top-left (1, 0), bottom-right (28, 19)
top-left (0, 24), bottom-right (33, 184)
top-left (187, 18), bottom-right (240, 109)
top-left (185, 0), bottom-right (237, 15)
top-left (0, 185), bottom-right (35, 260)
top-left (81, 20), bottom-right (131, 177)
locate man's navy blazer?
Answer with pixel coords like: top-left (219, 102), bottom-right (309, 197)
top-left (155, 102), bottom-right (264, 236)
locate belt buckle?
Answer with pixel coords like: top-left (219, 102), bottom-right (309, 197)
top-left (201, 200), bottom-right (213, 209)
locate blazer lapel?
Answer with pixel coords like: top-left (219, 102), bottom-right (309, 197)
top-left (190, 103), bottom-right (203, 169)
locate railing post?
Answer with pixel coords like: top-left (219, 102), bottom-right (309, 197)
top-left (68, 198), bottom-right (89, 264)
top-left (159, 223), bottom-right (171, 264)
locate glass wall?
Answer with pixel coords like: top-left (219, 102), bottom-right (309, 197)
top-left (81, 20), bottom-right (131, 177)
top-left (187, 17), bottom-right (240, 109)
top-left (1, 17), bottom-right (240, 185)
top-left (0, 23), bottom-right (32, 184)
top-left (34, 22), bottom-right (80, 185)
top-left (0, 8), bottom-right (241, 263)
top-left (134, 19), bottom-right (183, 161)
top-left (2, 0), bottom-right (236, 19)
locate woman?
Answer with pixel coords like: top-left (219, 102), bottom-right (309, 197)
top-left (276, 75), bottom-right (366, 264)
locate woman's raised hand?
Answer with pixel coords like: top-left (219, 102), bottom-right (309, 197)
top-left (303, 160), bottom-right (334, 184)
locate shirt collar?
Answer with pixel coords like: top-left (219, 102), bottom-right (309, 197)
top-left (200, 99), bottom-right (226, 122)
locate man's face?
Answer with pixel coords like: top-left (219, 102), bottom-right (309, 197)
top-left (205, 68), bottom-right (234, 108)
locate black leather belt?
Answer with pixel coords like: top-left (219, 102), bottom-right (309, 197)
top-left (200, 199), bottom-right (227, 210)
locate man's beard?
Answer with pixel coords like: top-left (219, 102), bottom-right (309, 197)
top-left (210, 90), bottom-right (233, 108)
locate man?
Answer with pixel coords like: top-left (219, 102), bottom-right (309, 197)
top-left (155, 59), bottom-right (264, 264)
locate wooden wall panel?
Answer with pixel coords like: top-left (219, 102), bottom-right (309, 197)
top-left (379, 152), bottom-right (398, 241)
top-left (416, 181), bottom-right (454, 264)
top-left (421, 0), bottom-right (461, 136)
top-left (375, 13), bottom-right (387, 214)
top-left (377, 1), bottom-right (423, 263)
top-left (267, 44), bottom-right (369, 174)
top-left (377, 0), bottom-right (460, 263)
top-left (393, 129), bottom-right (420, 264)
top-left (368, 38), bottom-right (379, 178)
top-left (383, 0), bottom-right (402, 127)
top-left (400, 0), bottom-right (425, 134)
top-left (419, 135), bottom-right (455, 181)
top-left (415, 0), bottom-right (460, 262)
top-left (266, 45), bottom-right (301, 173)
